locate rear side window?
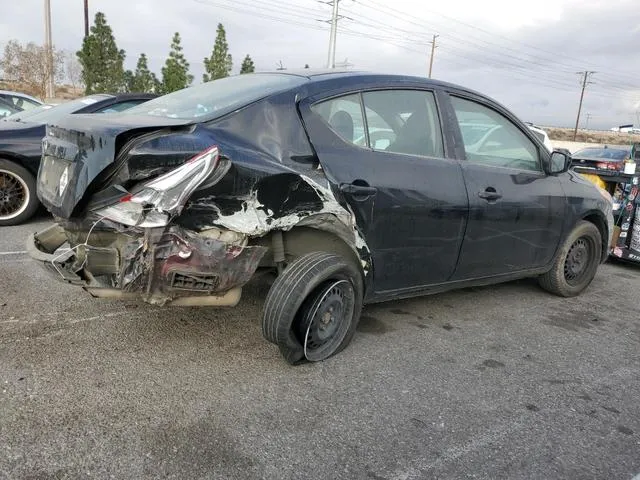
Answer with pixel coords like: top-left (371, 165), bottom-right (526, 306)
top-left (311, 94), bottom-right (365, 145)
top-left (95, 100), bottom-right (147, 113)
top-left (451, 96), bottom-right (540, 171)
top-left (311, 89), bottom-right (444, 158)
top-left (362, 90), bottom-right (443, 157)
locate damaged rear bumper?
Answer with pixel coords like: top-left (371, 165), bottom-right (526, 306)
top-left (26, 222), bottom-right (267, 306)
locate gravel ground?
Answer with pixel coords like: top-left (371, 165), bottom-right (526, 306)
top-left (1, 216), bottom-right (639, 480)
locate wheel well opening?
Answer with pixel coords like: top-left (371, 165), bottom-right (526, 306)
top-left (0, 154), bottom-right (30, 172)
top-left (582, 213), bottom-right (608, 259)
top-left (253, 226), bottom-right (367, 288)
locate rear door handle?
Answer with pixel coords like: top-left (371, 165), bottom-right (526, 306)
top-left (340, 182), bottom-right (378, 198)
top-left (478, 188), bottom-right (502, 201)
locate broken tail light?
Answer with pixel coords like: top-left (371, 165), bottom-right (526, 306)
top-left (596, 161), bottom-right (623, 171)
top-left (94, 146), bottom-right (220, 227)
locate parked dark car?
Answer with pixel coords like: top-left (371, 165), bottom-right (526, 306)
top-left (571, 146), bottom-right (632, 171)
top-left (27, 71), bottom-right (614, 364)
top-left (0, 93), bottom-right (157, 225)
top-left (0, 98), bottom-right (20, 119)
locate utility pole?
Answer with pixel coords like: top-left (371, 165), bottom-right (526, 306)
top-left (585, 113), bottom-right (592, 129)
top-left (573, 70), bottom-right (596, 141)
top-left (84, 0), bottom-right (90, 38)
top-left (326, 0), bottom-right (340, 68)
top-left (276, 60), bottom-right (286, 71)
top-left (428, 34), bottom-right (439, 78)
top-left (44, 0), bottom-right (55, 99)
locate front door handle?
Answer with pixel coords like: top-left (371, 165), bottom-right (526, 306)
top-left (340, 182), bottom-right (378, 199)
top-left (478, 188), bottom-right (502, 201)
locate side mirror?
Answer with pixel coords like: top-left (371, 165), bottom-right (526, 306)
top-left (548, 150), bottom-right (572, 174)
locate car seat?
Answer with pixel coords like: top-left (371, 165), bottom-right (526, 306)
top-left (386, 109), bottom-right (435, 157)
top-left (329, 110), bottom-right (354, 142)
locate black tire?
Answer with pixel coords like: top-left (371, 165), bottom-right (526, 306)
top-left (0, 159), bottom-right (39, 226)
top-left (262, 252), bottom-right (364, 365)
top-left (539, 221), bottom-right (602, 297)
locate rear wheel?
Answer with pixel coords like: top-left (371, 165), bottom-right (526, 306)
top-left (262, 251), bottom-right (364, 365)
top-left (539, 221), bottom-right (602, 297)
top-left (0, 160), bottom-right (39, 226)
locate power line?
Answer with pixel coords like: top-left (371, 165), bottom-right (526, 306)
top-left (338, 2), bottom-right (639, 92)
top-left (191, 0), bottom-right (637, 105)
top-left (357, 0), bottom-right (640, 85)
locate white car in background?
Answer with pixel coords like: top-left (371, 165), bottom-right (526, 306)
top-left (525, 123), bottom-right (553, 152)
top-left (0, 90), bottom-right (44, 112)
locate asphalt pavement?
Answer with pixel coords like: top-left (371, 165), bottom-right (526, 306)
top-left (1, 215), bottom-right (639, 480)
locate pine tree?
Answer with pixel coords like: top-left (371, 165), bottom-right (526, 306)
top-left (160, 32), bottom-right (193, 94)
top-left (239, 54), bottom-right (255, 74)
top-left (203, 23), bottom-right (233, 81)
top-left (304, 64), bottom-right (310, 69)
top-left (76, 12), bottom-right (125, 94)
top-left (125, 53), bottom-right (159, 93)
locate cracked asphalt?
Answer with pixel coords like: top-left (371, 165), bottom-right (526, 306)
top-left (1, 216), bottom-right (639, 480)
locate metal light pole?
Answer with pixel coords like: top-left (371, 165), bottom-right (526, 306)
top-left (44, 0), bottom-right (55, 99)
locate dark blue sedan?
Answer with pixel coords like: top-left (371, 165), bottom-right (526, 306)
top-left (27, 71), bottom-right (613, 364)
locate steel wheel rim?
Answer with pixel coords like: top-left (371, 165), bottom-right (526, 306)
top-left (300, 279), bottom-right (355, 362)
top-left (0, 169), bottom-right (29, 220)
top-left (564, 237), bottom-right (592, 285)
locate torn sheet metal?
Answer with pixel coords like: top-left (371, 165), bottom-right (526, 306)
top-left (117, 226), bottom-right (267, 305)
top-left (192, 173), bottom-right (372, 274)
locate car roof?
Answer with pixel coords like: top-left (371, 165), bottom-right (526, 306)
top-left (252, 69), bottom-right (490, 98)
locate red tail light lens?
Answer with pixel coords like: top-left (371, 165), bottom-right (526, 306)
top-left (596, 161), bottom-right (623, 171)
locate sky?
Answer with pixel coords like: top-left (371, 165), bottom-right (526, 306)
top-left (1, 0), bottom-right (638, 129)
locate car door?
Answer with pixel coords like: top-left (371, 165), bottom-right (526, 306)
top-left (299, 88), bottom-right (468, 294)
top-left (445, 93), bottom-right (565, 279)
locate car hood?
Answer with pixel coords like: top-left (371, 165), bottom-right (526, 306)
top-left (37, 113), bottom-right (194, 218)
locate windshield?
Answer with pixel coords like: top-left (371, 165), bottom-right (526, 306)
top-left (574, 147), bottom-right (629, 160)
top-left (7, 94), bottom-right (112, 124)
top-left (121, 73), bottom-right (308, 120)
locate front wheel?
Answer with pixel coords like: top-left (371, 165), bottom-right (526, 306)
top-left (262, 252), bottom-right (364, 365)
top-left (0, 159), bottom-right (39, 226)
top-left (539, 221), bottom-right (602, 297)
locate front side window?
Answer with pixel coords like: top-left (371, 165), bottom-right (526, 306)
top-left (451, 96), bottom-right (540, 171)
